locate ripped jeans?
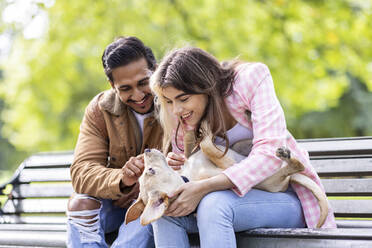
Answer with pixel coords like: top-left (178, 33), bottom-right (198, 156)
top-left (67, 194), bottom-right (154, 248)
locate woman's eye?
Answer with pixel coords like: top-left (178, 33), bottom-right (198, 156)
top-left (180, 97), bottom-right (189, 102)
top-left (166, 100), bottom-right (172, 104)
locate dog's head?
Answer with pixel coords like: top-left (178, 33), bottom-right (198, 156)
top-left (125, 149), bottom-right (185, 226)
top-left (142, 148), bottom-right (170, 177)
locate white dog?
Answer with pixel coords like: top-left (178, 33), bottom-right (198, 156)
top-left (125, 124), bottom-right (328, 228)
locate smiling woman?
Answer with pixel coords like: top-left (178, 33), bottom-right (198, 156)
top-left (161, 87), bottom-right (208, 127)
top-left (149, 46), bottom-right (336, 248)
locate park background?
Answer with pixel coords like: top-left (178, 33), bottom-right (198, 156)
top-left (0, 0), bottom-right (371, 182)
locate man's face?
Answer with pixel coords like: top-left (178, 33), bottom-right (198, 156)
top-left (110, 58), bottom-right (154, 114)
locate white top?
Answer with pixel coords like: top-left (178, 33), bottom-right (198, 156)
top-left (215, 122), bottom-right (253, 147)
top-left (131, 110), bottom-right (152, 140)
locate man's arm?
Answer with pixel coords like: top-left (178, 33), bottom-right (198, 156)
top-left (70, 96), bottom-right (125, 200)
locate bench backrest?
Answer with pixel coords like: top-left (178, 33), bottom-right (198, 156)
top-left (1, 137), bottom-right (372, 227)
top-left (0, 152), bottom-right (72, 224)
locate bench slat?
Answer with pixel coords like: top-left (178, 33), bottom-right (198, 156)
top-left (2, 199), bottom-right (68, 214)
top-left (0, 230), bottom-right (66, 247)
top-left (25, 152), bottom-right (73, 168)
top-left (241, 227), bottom-right (372, 239)
top-left (329, 199), bottom-right (372, 217)
top-left (336, 219), bottom-right (372, 228)
top-left (238, 236), bottom-right (372, 248)
top-left (321, 178), bottom-right (372, 196)
top-left (12, 183), bottom-right (73, 198)
top-left (0, 224), bottom-right (66, 231)
top-left (19, 168), bottom-right (71, 183)
top-left (0, 215), bottom-right (67, 224)
top-left (310, 157), bottom-right (372, 176)
top-left (298, 137), bottom-right (372, 156)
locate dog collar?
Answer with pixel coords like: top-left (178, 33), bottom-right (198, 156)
top-left (181, 176), bottom-right (189, 183)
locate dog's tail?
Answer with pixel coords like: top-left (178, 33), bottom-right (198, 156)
top-left (290, 174), bottom-right (329, 228)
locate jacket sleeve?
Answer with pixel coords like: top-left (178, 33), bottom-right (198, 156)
top-left (70, 96), bottom-right (126, 200)
top-left (223, 63), bottom-right (288, 196)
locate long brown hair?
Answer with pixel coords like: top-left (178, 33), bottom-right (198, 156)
top-left (150, 46), bottom-right (240, 153)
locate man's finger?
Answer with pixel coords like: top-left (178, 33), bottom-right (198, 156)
top-left (127, 164), bottom-right (141, 177)
top-left (124, 169), bottom-right (135, 177)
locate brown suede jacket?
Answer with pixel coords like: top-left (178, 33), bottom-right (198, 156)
top-left (70, 89), bottom-right (163, 205)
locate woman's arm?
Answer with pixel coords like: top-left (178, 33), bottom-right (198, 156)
top-left (223, 63), bottom-right (287, 197)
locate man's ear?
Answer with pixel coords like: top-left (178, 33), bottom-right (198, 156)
top-left (109, 80), bottom-right (115, 89)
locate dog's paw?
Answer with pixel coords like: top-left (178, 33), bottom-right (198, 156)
top-left (276, 147), bottom-right (291, 160)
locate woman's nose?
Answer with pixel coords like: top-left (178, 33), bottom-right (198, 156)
top-left (173, 103), bottom-right (183, 116)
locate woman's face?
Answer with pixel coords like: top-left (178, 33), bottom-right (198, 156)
top-left (161, 86), bottom-right (208, 127)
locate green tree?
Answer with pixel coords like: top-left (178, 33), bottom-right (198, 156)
top-left (0, 0), bottom-right (371, 163)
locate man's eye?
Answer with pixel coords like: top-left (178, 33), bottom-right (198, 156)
top-left (120, 88), bottom-right (130, 92)
top-left (166, 100), bottom-right (172, 104)
top-left (180, 97), bottom-right (189, 102)
top-left (139, 81), bottom-right (149, 87)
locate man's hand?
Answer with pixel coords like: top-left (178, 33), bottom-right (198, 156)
top-left (121, 154), bottom-right (145, 187)
top-left (166, 152), bottom-right (185, 170)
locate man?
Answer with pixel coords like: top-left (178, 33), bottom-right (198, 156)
top-left (67, 37), bottom-right (162, 247)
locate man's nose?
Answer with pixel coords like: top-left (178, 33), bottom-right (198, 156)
top-left (132, 88), bottom-right (145, 101)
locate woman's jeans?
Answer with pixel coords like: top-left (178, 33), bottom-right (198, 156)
top-left (67, 196), bottom-right (154, 248)
top-left (152, 188), bottom-right (305, 248)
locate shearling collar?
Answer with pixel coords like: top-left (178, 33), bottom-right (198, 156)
top-left (99, 89), bottom-right (127, 116)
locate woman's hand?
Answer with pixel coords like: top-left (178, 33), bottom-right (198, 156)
top-left (165, 174), bottom-right (235, 217)
top-left (166, 152), bottom-right (185, 170)
top-left (165, 181), bottom-right (207, 217)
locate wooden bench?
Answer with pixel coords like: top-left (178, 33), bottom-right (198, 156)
top-left (1, 136), bottom-right (372, 247)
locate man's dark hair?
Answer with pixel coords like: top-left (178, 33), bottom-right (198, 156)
top-left (101, 36), bottom-right (156, 82)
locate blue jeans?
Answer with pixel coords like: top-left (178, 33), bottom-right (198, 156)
top-left (67, 197), bottom-right (154, 248)
top-left (152, 188), bottom-right (305, 248)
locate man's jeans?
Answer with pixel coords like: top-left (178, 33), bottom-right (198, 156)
top-left (67, 195), bottom-right (154, 248)
top-left (152, 187), bottom-right (305, 248)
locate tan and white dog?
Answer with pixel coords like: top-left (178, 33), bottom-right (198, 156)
top-left (125, 123), bottom-right (328, 228)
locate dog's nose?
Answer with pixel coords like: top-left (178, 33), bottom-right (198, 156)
top-left (145, 148), bottom-right (151, 153)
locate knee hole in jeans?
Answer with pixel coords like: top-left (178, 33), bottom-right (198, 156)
top-left (67, 195), bottom-right (103, 243)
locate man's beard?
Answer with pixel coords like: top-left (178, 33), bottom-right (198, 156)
top-left (127, 93), bottom-right (154, 115)
top-left (130, 102), bottom-right (154, 115)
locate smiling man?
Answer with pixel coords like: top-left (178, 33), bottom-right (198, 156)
top-left (67, 37), bottom-right (163, 248)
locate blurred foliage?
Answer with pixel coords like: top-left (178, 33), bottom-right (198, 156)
top-left (0, 0), bottom-right (371, 172)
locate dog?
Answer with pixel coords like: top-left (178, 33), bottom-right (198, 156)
top-left (125, 122), bottom-right (328, 228)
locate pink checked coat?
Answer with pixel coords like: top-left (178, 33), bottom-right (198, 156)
top-left (172, 63), bottom-right (337, 228)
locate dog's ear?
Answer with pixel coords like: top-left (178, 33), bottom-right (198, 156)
top-left (140, 191), bottom-right (169, 226)
top-left (125, 198), bottom-right (145, 224)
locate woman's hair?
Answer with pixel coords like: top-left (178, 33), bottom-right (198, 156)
top-left (150, 46), bottom-right (240, 153)
top-left (102, 36), bottom-right (156, 82)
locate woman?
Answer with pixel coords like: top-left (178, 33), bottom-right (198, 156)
top-left (150, 47), bottom-right (336, 248)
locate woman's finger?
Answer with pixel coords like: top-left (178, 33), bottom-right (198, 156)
top-left (168, 152), bottom-right (185, 162)
top-left (166, 157), bottom-right (184, 167)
